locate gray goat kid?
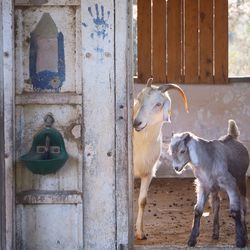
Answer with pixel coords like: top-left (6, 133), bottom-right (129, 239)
top-left (169, 120), bottom-right (249, 248)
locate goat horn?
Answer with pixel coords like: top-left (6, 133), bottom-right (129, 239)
top-left (158, 84), bottom-right (189, 113)
top-left (146, 78), bottom-right (153, 87)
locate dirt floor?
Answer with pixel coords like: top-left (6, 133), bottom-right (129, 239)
top-left (134, 178), bottom-right (250, 248)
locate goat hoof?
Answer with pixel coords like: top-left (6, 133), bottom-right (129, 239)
top-left (187, 238), bottom-right (197, 247)
top-left (135, 232), bottom-right (147, 240)
top-left (236, 238), bottom-right (246, 248)
top-left (212, 233), bottom-right (219, 240)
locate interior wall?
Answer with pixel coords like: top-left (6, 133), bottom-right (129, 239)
top-left (134, 82), bottom-right (250, 177)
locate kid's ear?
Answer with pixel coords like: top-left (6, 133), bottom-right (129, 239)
top-left (163, 102), bottom-right (171, 122)
top-left (182, 133), bottom-right (190, 144)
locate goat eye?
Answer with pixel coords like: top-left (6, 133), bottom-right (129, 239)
top-left (180, 150), bottom-right (185, 154)
top-left (155, 102), bottom-right (162, 107)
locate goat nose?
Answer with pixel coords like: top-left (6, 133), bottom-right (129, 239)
top-left (174, 166), bottom-right (179, 171)
top-left (133, 119), bottom-right (142, 128)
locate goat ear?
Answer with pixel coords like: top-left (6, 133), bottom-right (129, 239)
top-left (183, 133), bottom-right (190, 144)
top-left (163, 102), bottom-right (171, 122)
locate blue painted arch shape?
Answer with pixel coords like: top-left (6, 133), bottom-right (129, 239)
top-left (29, 13), bottom-right (65, 92)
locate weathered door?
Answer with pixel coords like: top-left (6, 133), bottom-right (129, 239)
top-left (14, 0), bottom-right (133, 249)
top-left (15, 1), bottom-right (83, 249)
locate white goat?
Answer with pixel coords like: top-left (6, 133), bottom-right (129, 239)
top-left (133, 78), bottom-right (188, 240)
top-left (169, 120), bottom-right (249, 247)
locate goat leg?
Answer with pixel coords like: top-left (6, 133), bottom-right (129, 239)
top-left (188, 209), bottom-right (202, 247)
top-left (188, 186), bottom-right (208, 247)
top-left (211, 192), bottom-right (220, 240)
top-left (135, 175), bottom-right (152, 240)
top-left (231, 210), bottom-right (247, 248)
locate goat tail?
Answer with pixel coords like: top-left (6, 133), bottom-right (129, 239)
top-left (228, 119), bottom-right (240, 139)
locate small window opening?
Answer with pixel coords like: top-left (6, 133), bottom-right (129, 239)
top-left (229, 0), bottom-right (250, 77)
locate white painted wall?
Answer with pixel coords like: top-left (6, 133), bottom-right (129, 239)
top-left (134, 82), bottom-right (250, 177)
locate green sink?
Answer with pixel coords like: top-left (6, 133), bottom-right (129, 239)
top-left (20, 127), bottom-right (68, 175)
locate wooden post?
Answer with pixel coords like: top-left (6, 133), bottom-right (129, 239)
top-left (115, 1), bottom-right (133, 249)
top-left (81, 0), bottom-right (133, 249)
top-left (0, 0), bottom-right (6, 247)
top-left (1, 0), bottom-right (15, 249)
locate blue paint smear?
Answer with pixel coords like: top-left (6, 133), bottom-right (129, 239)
top-left (94, 46), bottom-right (105, 63)
top-left (29, 32), bottom-right (65, 92)
top-left (94, 47), bottom-right (104, 53)
top-left (88, 6), bottom-right (93, 17)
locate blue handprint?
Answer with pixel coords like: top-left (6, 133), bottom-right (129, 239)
top-left (84, 4), bottom-right (110, 40)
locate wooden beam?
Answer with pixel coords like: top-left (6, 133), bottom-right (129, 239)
top-left (81, 0), bottom-right (133, 249)
top-left (81, 1), bottom-right (116, 249)
top-left (115, 0), bottom-right (133, 249)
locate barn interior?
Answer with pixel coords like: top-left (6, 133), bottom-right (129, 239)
top-left (133, 0), bottom-right (250, 248)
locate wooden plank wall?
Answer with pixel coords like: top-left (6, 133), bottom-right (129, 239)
top-left (214, 0), bottom-right (228, 83)
top-left (152, 0), bottom-right (166, 82)
top-left (167, 0), bottom-right (182, 83)
top-left (137, 0), bottom-right (228, 84)
top-left (184, 0), bottom-right (199, 83)
top-left (200, 0), bottom-right (213, 83)
top-left (137, 0), bottom-right (151, 83)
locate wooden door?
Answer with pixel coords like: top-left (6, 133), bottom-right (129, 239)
top-left (15, 1), bottom-right (83, 249)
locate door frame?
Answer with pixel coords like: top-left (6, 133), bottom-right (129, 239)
top-left (0, 0), bottom-right (6, 247)
top-left (1, 0), bottom-right (15, 249)
top-left (81, 0), bottom-right (134, 249)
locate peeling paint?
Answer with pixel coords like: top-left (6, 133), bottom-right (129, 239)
top-left (71, 124), bottom-right (81, 139)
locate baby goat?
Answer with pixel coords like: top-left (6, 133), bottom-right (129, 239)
top-left (133, 78), bottom-right (188, 240)
top-left (170, 120), bottom-right (249, 247)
